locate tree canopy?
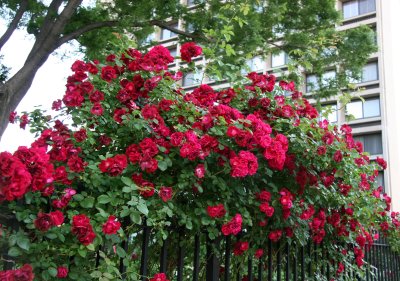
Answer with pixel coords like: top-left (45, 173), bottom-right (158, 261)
top-left (0, 0), bottom-right (376, 140)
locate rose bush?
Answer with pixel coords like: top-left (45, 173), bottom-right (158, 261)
top-left (0, 43), bottom-right (399, 280)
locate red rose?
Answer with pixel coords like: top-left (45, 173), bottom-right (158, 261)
top-left (50, 210), bottom-right (65, 226)
top-left (268, 229), bottom-right (283, 242)
top-left (19, 114), bottom-right (29, 129)
top-left (67, 155), bottom-right (87, 173)
top-left (98, 154), bottom-right (127, 176)
top-left (91, 102), bottom-right (104, 116)
top-left (170, 132), bottom-right (185, 147)
top-left (254, 249), bottom-right (264, 259)
top-left (34, 213), bottom-right (54, 232)
top-left (0, 269), bottom-right (14, 281)
top-left (180, 42), bottom-right (203, 63)
top-left (139, 157), bottom-right (158, 173)
top-left (9, 111), bottom-right (17, 123)
top-left (333, 150), bottom-right (343, 162)
top-left (150, 273), bottom-right (170, 281)
top-left (56, 266), bottom-right (68, 278)
top-left (159, 186), bottom-right (173, 202)
top-left (102, 215), bottom-right (121, 235)
top-left (101, 65), bottom-right (118, 82)
top-left (139, 138), bottom-right (159, 158)
top-left (259, 202), bottom-right (274, 217)
top-left (194, 164), bottom-right (205, 178)
top-left (73, 128), bottom-right (87, 142)
top-left (71, 214), bottom-right (96, 245)
top-left (13, 264), bottom-right (34, 281)
top-left (207, 204), bottom-right (226, 218)
top-left (233, 241), bottom-right (249, 256)
top-left (221, 214), bottom-right (242, 236)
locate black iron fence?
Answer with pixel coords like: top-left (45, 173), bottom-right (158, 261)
top-left (2, 219), bottom-right (400, 280)
top-left (104, 221), bottom-right (400, 281)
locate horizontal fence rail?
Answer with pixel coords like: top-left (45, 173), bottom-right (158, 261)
top-left (2, 219), bottom-right (400, 280)
top-left (108, 221), bottom-right (400, 281)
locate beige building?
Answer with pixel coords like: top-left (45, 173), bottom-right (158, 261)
top-left (150, 0), bottom-right (400, 210)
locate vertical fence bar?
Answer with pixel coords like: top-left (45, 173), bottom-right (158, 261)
top-left (277, 241), bottom-right (281, 281)
top-left (293, 245), bottom-right (298, 281)
top-left (258, 260), bottom-right (263, 281)
top-left (177, 231), bottom-right (185, 281)
top-left (384, 244), bottom-right (389, 281)
top-left (192, 234), bottom-right (200, 281)
top-left (365, 246), bottom-right (370, 281)
top-left (285, 242), bottom-right (290, 281)
top-left (377, 243), bottom-right (382, 281)
top-left (225, 235), bottom-right (231, 281)
top-left (236, 270), bottom-right (240, 281)
top-left (268, 239), bottom-right (272, 281)
top-left (119, 239), bottom-right (128, 279)
top-left (374, 243), bottom-right (378, 281)
top-left (160, 238), bottom-right (168, 273)
top-left (248, 257), bottom-right (253, 281)
top-left (206, 236), bottom-right (219, 281)
top-left (95, 245), bottom-right (102, 269)
top-left (301, 246), bottom-right (305, 281)
top-left (140, 221), bottom-right (150, 281)
top-left (307, 242), bottom-right (312, 278)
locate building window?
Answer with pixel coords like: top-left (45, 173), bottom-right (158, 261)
top-left (343, 0), bottom-right (376, 19)
top-left (346, 98), bottom-right (380, 120)
top-left (168, 47), bottom-right (177, 58)
top-left (183, 71), bottom-right (204, 87)
top-left (347, 62), bottom-right (379, 84)
top-left (161, 23), bottom-right (178, 40)
top-left (377, 171), bottom-right (384, 190)
top-left (319, 104), bottom-right (338, 123)
top-left (143, 33), bottom-right (155, 45)
top-left (271, 52), bottom-right (288, 68)
top-left (353, 133), bottom-right (382, 155)
top-left (361, 62), bottom-right (378, 82)
top-left (306, 71), bottom-right (336, 92)
top-left (187, 0), bottom-right (203, 6)
top-left (242, 56), bottom-right (264, 74)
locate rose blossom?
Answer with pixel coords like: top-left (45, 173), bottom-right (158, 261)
top-left (207, 204), bottom-right (226, 218)
top-left (180, 42), bottom-right (203, 63)
top-left (102, 215), bottom-right (121, 235)
top-left (56, 266), bottom-right (69, 278)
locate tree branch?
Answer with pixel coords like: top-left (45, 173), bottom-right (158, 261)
top-left (149, 19), bottom-right (209, 41)
top-left (0, 0), bottom-right (29, 51)
top-left (56, 20), bottom-right (119, 47)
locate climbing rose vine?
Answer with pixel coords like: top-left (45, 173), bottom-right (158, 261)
top-left (1, 43), bottom-right (399, 280)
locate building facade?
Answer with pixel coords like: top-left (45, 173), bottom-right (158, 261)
top-left (150, 0), bottom-right (400, 210)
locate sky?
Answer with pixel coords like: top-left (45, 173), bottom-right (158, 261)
top-left (0, 20), bottom-right (83, 152)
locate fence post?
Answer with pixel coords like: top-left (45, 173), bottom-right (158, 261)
top-left (206, 236), bottom-right (219, 281)
top-left (140, 219), bottom-right (150, 281)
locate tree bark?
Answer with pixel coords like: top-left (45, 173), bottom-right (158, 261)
top-left (0, 0), bottom-right (29, 51)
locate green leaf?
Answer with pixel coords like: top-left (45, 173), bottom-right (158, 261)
top-left (8, 247), bottom-right (21, 257)
top-left (91, 271), bottom-right (102, 278)
top-left (17, 237), bottom-right (30, 250)
top-left (87, 243), bottom-right (95, 251)
top-left (103, 273), bottom-right (114, 279)
top-left (73, 194), bottom-right (84, 201)
top-left (80, 196), bottom-right (95, 208)
top-left (45, 233), bottom-right (58, 239)
top-left (137, 201), bottom-right (148, 216)
top-left (48, 267), bottom-right (58, 277)
top-left (130, 212), bottom-right (142, 224)
top-left (116, 246), bottom-right (126, 258)
top-left (121, 176), bottom-right (134, 186)
top-left (98, 195), bottom-right (111, 204)
top-left (78, 248), bottom-right (87, 257)
top-left (158, 160), bottom-right (168, 171)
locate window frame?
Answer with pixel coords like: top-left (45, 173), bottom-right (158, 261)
top-left (346, 97), bottom-right (380, 120)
